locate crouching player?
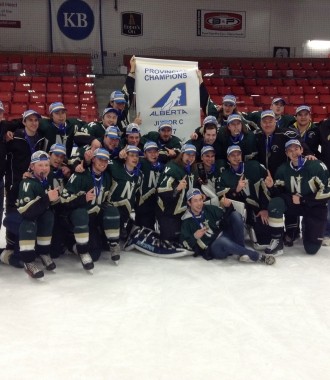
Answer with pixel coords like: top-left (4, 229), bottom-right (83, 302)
top-left (265, 139), bottom-right (330, 256)
top-left (17, 151), bottom-right (60, 279)
top-left (181, 188), bottom-right (275, 264)
top-left (61, 148), bottom-right (120, 270)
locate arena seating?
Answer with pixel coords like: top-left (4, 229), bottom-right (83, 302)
top-left (0, 53), bottom-right (98, 121)
top-left (195, 58), bottom-right (330, 122)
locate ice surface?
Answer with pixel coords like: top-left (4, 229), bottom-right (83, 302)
top-left (1, 226), bottom-right (330, 380)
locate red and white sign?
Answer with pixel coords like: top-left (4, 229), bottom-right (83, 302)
top-left (197, 9), bottom-right (246, 37)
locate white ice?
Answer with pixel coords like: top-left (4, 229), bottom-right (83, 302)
top-left (1, 225), bottom-right (330, 380)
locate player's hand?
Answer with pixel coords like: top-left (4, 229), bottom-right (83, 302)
top-left (86, 188), bottom-right (96, 202)
top-left (6, 131), bottom-right (14, 142)
top-left (133, 112), bottom-right (142, 125)
top-left (48, 187), bottom-right (60, 202)
top-left (22, 171), bottom-right (33, 179)
top-left (194, 227), bottom-right (208, 239)
top-left (90, 139), bottom-right (101, 151)
top-left (305, 155), bottom-right (317, 161)
top-left (190, 132), bottom-right (198, 140)
top-left (130, 55), bottom-right (136, 72)
top-left (75, 163), bottom-right (85, 173)
top-left (220, 194), bottom-right (232, 208)
top-left (165, 147), bottom-right (176, 157)
top-left (256, 209), bottom-right (269, 225)
top-left (176, 175), bottom-right (187, 191)
top-left (292, 194), bottom-right (301, 204)
top-left (236, 175), bottom-right (247, 192)
top-left (84, 149), bottom-right (94, 162)
top-left (196, 69), bottom-right (203, 84)
top-left (264, 170), bottom-right (274, 188)
top-left (119, 146), bottom-right (128, 160)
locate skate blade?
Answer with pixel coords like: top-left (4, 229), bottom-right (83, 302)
top-left (112, 260), bottom-right (119, 266)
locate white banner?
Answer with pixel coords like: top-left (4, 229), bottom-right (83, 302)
top-left (135, 57), bottom-right (200, 142)
top-left (50, 0), bottom-right (102, 73)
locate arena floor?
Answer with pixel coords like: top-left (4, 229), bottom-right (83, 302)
top-left (1, 226), bottom-right (330, 380)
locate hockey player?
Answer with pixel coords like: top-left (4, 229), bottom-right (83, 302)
top-left (157, 143), bottom-right (199, 242)
top-left (107, 145), bottom-right (143, 241)
top-left (38, 102), bottom-right (85, 157)
top-left (17, 151), bottom-right (59, 278)
top-left (180, 188), bottom-right (275, 264)
top-left (135, 141), bottom-right (164, 229)
top-left (61, 148), bottom-right (120, 268)
top-left (216, 113), bottom-right (258, 161)
top-left (73, 107), bottom-right (120, 148)
top-left (186, 117), bottom-right (222, 160)
top-left (196, 145), bottom-right (227, 205)
top-left (216, 145), bottom-right (272, 249)
top-left (140, 121), bottom-right (182, 163)
top-left (1, 110), bottom-right (45, 268)
top-left (265, 139), bottom-right (330, 256)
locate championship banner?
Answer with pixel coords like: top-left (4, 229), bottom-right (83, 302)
top-left (50, 0), bottom-right (102, 73)
top-left (135, 57), bottom-right (200, 142)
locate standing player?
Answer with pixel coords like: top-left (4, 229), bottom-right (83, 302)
top-left (17, 151), bottom-right (59, 279)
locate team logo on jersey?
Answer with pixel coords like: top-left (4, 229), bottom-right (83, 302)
top-left (152, 83), bottom-right (187, 111)
top-left (57, 0), bottom-right (94, 40)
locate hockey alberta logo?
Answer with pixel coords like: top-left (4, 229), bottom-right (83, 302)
top-left (57, 0), bottom-right (94, 40)
top-left (151, 83), bottom-right (187, 115)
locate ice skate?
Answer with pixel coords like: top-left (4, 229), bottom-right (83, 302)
top-left (259, 253), bottom-right (276, 265)
top-left (39, 254), bottom-right (56, 271)
top-left (109, 243), bottom-right (121, 265)
top-left (265, 239), bottom-right (284, 256)
top-left (24, 261), bottom-right (44, 279)
top-left (0, 249), bottom-right (24, 268)
top-left (239, 254), bottom-right (255, 263)
top-left (79, 252), bottom-right (94, 271)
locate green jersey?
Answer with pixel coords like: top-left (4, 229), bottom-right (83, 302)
top-left (273, 159), bottom-right (330, 205)
top-left (157, 161), bottom-right (199, 216)
top-left (17, 176), bottom-right (55, 220)
top-left (181, 205), bottom-right (225, 251)
top-left (61, 168), bottom-right (111, 214)
top-left (216, 160), bottom-right (269, 210)
top-left (107, 159), bottom-right (142, 213)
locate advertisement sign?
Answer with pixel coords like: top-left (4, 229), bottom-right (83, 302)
top-left (197, 9), bottom-right (246, 37)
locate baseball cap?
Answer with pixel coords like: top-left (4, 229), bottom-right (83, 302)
top-left (227, 114), bottom-right (242, 124)
top-left (49, 143), bottom-right (66, 156)
top-left (201, 145), bottom-right (215, 156)
top-left (295, 105), bottom-right (311, 115)
top-left (31, 150), bottom-right (49, 163)
top-left (158, 121), bottom-right (172, 130)
top-left (227, 145), bottom-right (242, 156)
top-left (272, 97), bottom-right (286, 105)
top-left (285, 139), bottom-right (302, 149)
top-left (126, 123), bottom-right (140, 134)
top-left (144, 141), bottom-right (159, 152)
top-left (102, 107), bottom-right (120, 118)
top-left (22, 109), bottom-right (41, 121)
top-left (105, 126), bottom-right (120, 139)
top-left (126, 145), bottom-right (140, 154)
top-left (223, 95), bottom-right (237, 105)
top-left (93, 148), bottom-right (110, 160)
top-left (261, 110), bottom-right (276, 119)
top-left (110, 90), bottom-right (127, 104)
top-left (186, 188), bottom-right (203, 201)
top-left (0, 101), bottom-right (4, 112)
top-left (181, 144), bottom-right (197, 154)
top-left (49, 102), bottom-right (66, 114)
top-left (203, 115), bottom-right (218, 126)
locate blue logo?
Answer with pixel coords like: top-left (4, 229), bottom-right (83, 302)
top-left (152, 83), bottom-right (187, 111)
top-left (57, 0), bottom-right (94, 40)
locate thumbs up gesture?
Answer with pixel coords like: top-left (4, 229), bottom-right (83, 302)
top-left (264, 170), bottom-right (274, 188)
